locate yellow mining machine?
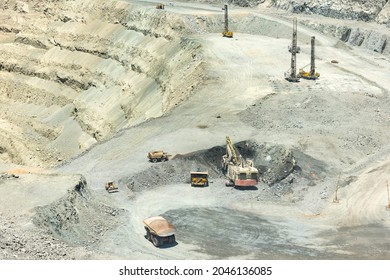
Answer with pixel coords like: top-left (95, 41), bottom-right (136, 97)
top-left (147, 150), bottom-right (169, 162)
top-left (221, 136), bottom-right (259, 187)
top-left (285, 18), bottom-right (300, 82)
top-left (222, 4), bottom-right (233, 38)
top-left (298, 36), bottom-right (320, 80)
top-left (105, 181), bottom-right (119, 193)
top-left (190, 171), bottom-right (209, 187)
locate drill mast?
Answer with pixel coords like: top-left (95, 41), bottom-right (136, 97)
top-left (285, 18), bottom-right (300, 82)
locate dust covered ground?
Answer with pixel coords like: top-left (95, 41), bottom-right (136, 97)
top-left (0, 0), bottom-right (390, 260)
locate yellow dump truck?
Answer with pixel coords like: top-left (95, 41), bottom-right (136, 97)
top-left (190, 171), bottom-right (209, 187)
top-left (147, 151), bottom-right (168, 163)
top-left (143, 216), bottom-right (176, 247)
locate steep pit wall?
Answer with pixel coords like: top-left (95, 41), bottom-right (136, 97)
top-left (299, 19), bottom-right (390, 55)
top-left (0, 0), bottom-right (205, 167)
top-left (180, 0), bottom-right (390, 25)
top-left (264, 0), bottom-right (390, 24)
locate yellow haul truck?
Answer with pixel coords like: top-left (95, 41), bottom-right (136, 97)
top-left (190, 171), bottom-right (209, 187)
top-left (147, 151), bottom-right (168, 163)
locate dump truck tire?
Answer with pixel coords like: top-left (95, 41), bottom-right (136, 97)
top-left (161, 157), bottom-right (166, 162)
top-left (152, 158), bottom-right (158, 163)
top-left (152, 235), bottom-right (161, 247)
top-left (145, 228), bottom-right (151, 241)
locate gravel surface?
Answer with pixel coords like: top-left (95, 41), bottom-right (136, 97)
top-left (0, 0), bottom-right (390, 260)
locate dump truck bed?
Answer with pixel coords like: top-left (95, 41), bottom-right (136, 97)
top-left (143, 216), bottom-right (176, 237)
top-left (148, 151), bottom-right (166, 158)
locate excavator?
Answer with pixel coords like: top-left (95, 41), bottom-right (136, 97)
top-left (221, 136), bottom-right (259, 187)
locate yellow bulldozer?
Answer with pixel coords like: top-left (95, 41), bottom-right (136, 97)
top-left (105, 181), bottom-right (119, 193)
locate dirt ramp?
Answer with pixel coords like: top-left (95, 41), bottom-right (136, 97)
top-left (0, 211), bottom-right (88, 260)
top-left (33, 176), bottom-right (125, 246)
top-left (0, 172), bottom-right (114, 259)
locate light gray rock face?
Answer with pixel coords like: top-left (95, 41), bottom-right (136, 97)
top-left (376, 1), bottom-right (390, 25)
top-left (343, 28), bottom-right (388, 54)
top-left (178, 1), bottom-right (390, 25)
top-left (266, 0), bottom-right (389, 25)
top-left (263, 0), bottom-right (390, 55)
top-left (358, 30), bottom-right (388, 52)
top-left (300, 20), bottom-right (389, 55)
